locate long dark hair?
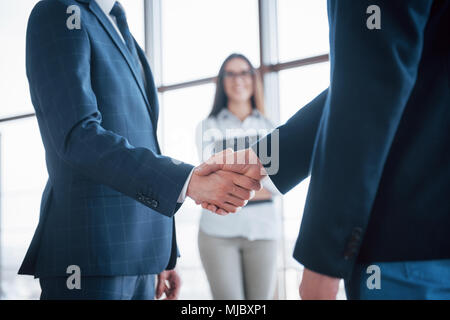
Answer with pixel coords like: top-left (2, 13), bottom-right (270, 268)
top-left (209, 53), bottom-right (265, 118)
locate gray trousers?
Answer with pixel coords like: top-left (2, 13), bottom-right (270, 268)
top-left (198, 229), bottom-right (278, 300)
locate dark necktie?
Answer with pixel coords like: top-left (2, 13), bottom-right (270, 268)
top-left (110, 2), bottom-right (141, 70)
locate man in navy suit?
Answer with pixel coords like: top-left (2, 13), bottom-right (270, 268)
top-left (20, 0), bottom-right (261, 299)
top-left (198, 0), bottom-right (450, 299)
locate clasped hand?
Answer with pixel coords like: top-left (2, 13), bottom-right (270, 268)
top-left (186, 148), bottom-right (266, 215)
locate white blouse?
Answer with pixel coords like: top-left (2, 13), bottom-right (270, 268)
top-left (195, 108), bottom-right (281, 240)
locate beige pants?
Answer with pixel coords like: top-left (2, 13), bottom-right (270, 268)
top-left (198, 229), bottom-right (278, 300)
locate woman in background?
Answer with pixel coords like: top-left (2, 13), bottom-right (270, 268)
top-left (196, 53), bottom-right (281, 300)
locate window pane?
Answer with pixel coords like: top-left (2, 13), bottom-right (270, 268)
top-left (0, 0), bottom-right (39, 119)
top-left (161, 84), bottom-right (215, 166)
top-left (161, 0), bottom-right (260, 85)
top-left (278, 0), bottom-right (329, 62)
top-left (0, 1), bottom-right (144, 120)
top-left (0, 118), bottom-right (47, 299)
top-left (120, 0), bottom-right (145, 48)
top-left (278, 63), bottom-right (330, 300)
top-left (160, 84), bottom-right (217, 299)
top-left (278, 62), bottom-right (330, 232)
top-left (279, 62), bottom-right (330, 123)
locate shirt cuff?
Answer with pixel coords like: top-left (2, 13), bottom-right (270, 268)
top-left (177, 168), bottom-right (195, 203)
top-left (262, 175), bottom-right (282, 195)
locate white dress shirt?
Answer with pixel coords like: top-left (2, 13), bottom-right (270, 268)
top-left (196, 109), bottom-right (282, 240)
top-left (95, 0), bottom-right (193, 203)
top-left (95, 0), bottom-right (124, 41)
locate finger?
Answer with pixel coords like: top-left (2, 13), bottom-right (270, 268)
top-left (206, 204), bottom-right (222, 214)
top-left (228, 185), bottom-right (252, 201)
top-left (156, 275), bottom-right (167, 299)
top-left (158, 283), bottom-right (168, 300)
top-left (168, 274), bottom-right (181, 300)
top-left (201, 202), bottom-right (210, 209)
top-left (214, 208), bottom-right (228, 215)
top-left (200, 201), bottom-right (226, 215)
top-left (164, 290), bottom-right (178, 300)
top-left (195, 162), bottom-right (222, 176)
top-left (232, 174), bottom-right (262, 191)
top-left (163, 280), bottom-right (172, 300)
top-left (195, 149), bottom-right (233, 176)
top-left (203, 202), bottom-right (220, 213)
top-left (216, 208), bottom-right (229, 215)
top-left (214, 171), bottom-right (259, 199)
top-left (217, 202), bottom-right (240, 214)
top-left (225, 194), bottom-right (247, 208)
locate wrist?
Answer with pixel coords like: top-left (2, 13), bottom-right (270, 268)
top-left (186, 172), bottom-right (200, 201)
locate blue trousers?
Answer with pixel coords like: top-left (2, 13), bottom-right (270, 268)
top-left (39, 274), bottom-right (156, 300)
top-left (345, 259), bottom-right (450, 300)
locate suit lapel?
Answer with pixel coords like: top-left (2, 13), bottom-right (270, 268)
top-left (83, 0), bottom-right (152, 115)
top-left (135, 43), bottom-right (159, 129)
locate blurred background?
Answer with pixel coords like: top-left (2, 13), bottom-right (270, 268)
top-left (0, 0), bottom-right (341, 299)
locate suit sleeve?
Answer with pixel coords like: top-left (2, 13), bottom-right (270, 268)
top-left (253, 89), bottom-right (328, 193)
top-left (293, 0), bottom-right (433, 278)
top-left (27, 1), bottom-right (193, 218)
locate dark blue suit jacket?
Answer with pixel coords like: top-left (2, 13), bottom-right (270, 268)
top-left (19, 0), bottom-right (193, 278)
top-left (256, 0), bottom-right (450, 278)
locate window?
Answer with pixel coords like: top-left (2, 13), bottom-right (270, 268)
top-left (120, 0), bottom-right (145, 48)
top-left (158, 84), bottom-right (216, 299)
top-left (278, 62), bottom-right (349, 301)
top-left (161, 0), bottom-right (260, 85)
top-left (159, 0), bottom-right (260, 297)
top-left (277, 0), bottom-right (329, 62)
top-left (279, 62), bottom-right (330, 123)
top-left (0, 0), bottom-right (38, 119)
top-left (160, 84), bottom-right (215, 165)
top-left (0, 118), bottom-right (46, 299)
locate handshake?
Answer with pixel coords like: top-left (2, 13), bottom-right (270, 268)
top-left (186, 148), bottom-right (267, 215)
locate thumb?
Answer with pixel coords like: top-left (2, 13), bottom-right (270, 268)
top-left (194, 162), bottom-right (222, 176)
top-left (195, 149), bottom-right (233, 176)
top-left (156, 273), bottom-right (167, 299)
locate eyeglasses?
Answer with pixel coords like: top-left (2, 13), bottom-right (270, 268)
top-left (223, 70), bottom-right (255, 80)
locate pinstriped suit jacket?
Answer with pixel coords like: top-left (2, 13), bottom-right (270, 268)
top-left (19, 0), bottom-right (193, 278)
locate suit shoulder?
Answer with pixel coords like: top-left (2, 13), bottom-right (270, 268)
top-left (30, 0), bottom-right (76, 16)
top-left (28, 0), bottom-right (85, 26)
top-left (28, 0), bottom-right (91, 40)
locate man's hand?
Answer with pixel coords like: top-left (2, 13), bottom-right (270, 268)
top-left (299, 268), bottom-right (340, 300)
top-left (196, 148), bottom-right (266, 181)
top-left (251, 188), bottom-right (272, 201)
top-left (200, 187), bottom-right (272, 214)
top-left (187, 168), bottom-right (261, 215)
top-left (156, 270), bottom-right (181, 300)
top-left (194, 149), bottom-right (266, 214)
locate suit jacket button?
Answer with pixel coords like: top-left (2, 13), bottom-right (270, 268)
top-left (344, 250), bottom-right (356, 260)
top-left (150, 200), bottom-right (159, 208)
top-left (352, 227), bottom-right (363, 237)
